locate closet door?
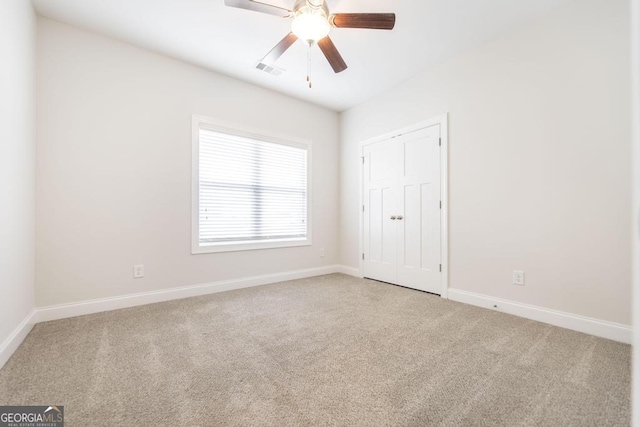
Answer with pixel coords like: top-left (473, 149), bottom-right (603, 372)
top-left (395, 126), bottom-right (442, 294)
top-left (362, 124), bottom-right (442, 295)
top-left (363, 139), bottom-right (398, 284)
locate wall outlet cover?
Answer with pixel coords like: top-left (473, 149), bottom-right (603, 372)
top-left (513, 270), bottom-right (525, 286)
top-left (134, 265), bottom-right (144, 278)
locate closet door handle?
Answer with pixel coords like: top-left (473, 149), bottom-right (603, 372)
top-left (397, 215), bottom-right (404, 220)
top-left (390, 215), bottom-right (397, 220)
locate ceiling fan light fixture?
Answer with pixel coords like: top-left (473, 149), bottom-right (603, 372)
top-left (291, 7), bottom-right (330, 44)
top-left (225, 0), bottom-right (397, 80)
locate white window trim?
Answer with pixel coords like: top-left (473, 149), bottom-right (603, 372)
top-left (191, 115), bottom-right (313, 254)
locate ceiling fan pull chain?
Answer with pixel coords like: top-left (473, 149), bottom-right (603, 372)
top-left (307, 43), bottom-right (313, 89)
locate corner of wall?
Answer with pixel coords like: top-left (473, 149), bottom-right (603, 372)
top-left (0, 0), bottom-right (38, 371)
top-left (630, 0), bottom-right (640, 422)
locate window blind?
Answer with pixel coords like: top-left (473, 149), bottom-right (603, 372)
top-left (198, 128), bottom-right (308, 246)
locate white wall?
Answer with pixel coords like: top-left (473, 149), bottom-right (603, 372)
top-left (0, 1), bottom-right (36, 349)
top-left (36, 18), bottom-right (339, 307)
top-left (631, 0), bottom-right (640, 422)
top-left (339, 0), bottom-right (632, 325)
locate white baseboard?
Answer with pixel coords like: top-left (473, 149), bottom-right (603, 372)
top-left (336, 265), bottom-right (362, 277)
top-left (0, 310), bottom-right (36, 370)
top-left (448, 288), bottom-right (632, 344)
top-left (35, 265), bottom-right (342, 323)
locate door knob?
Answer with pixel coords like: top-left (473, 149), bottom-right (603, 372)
top-left (397, 215), bottom-right (404, 220)
top-left (390, 216), bottom-right (397, 220)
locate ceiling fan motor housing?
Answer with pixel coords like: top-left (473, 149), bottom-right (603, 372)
top-left (294, 0), bottom-right (329, 15)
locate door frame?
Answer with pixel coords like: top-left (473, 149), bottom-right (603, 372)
top-left (358, 114), bottom-right (450, 298)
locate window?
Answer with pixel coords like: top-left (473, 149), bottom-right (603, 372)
top-left (192, 116), bottom-right (311, 254)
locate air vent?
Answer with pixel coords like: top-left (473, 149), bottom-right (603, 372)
top-left (255, 61), bottom-right (284, 76)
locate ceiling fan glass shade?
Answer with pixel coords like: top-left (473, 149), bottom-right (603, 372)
top-left (291, 7), bottom-right (331, 43)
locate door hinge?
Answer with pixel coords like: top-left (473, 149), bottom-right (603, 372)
top-left (439, 138), bottom-right (442, 147)
top-left (362, 205), bottom-right (365, 212)
top-left (362, 253), bottom-right (365, 260)
top-left (439, 264), bottom-right (442, 272)
top-left (440, 200), bottom-right (442, 209)
top-left (361, 156), bottom-right (365, 164)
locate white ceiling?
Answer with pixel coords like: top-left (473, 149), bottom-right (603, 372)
top-left (31, 0), bottom-right (573, 111)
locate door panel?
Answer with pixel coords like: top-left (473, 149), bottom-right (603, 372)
top-left (368, 189), bottom-right (382, 262)
top-left (404, 137), bottom-right (430, 178)
top-left (363, 140), bottom-right (397, 284)
top-left (369, 146), bottom-right (392, 182)
top-left (363, 124), bottom-right (442, 295)
top-left (402, 183), bottom-right (421, 269)
top-left (421, 183), bottom-right (433, 270)
top-left (381, 187), bottom-right (395, 264)
top-left (396, 126), bottom-right (441, 293)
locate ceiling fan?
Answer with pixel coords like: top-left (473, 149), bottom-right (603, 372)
top-left (224, 0), bottom-right (395, 84)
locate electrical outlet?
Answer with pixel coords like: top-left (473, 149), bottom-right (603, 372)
top-left (513, 270), bottom-right (525, 286)
top-left (133, 264), bottom-right (144, 278)
top-left (320, 248), bottom-right (325, 258)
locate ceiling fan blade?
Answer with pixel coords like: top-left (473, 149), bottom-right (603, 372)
top-left (317, 36), bottom-right (347, 73)
top-left (262, 33), bottom-right (299, 64)
top-left (330, 13), bottom-right (396, 30)
top-left (224, 0), bottom-right (292, 17)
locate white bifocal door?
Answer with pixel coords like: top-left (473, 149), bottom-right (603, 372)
top-left (363, 124), bottom-right (442, 294)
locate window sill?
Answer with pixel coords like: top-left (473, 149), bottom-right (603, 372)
top-left (191, 238), bottom-right (312, 254)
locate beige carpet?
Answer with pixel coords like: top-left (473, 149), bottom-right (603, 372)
top-left (0, 274), bottom-right (630, 426)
